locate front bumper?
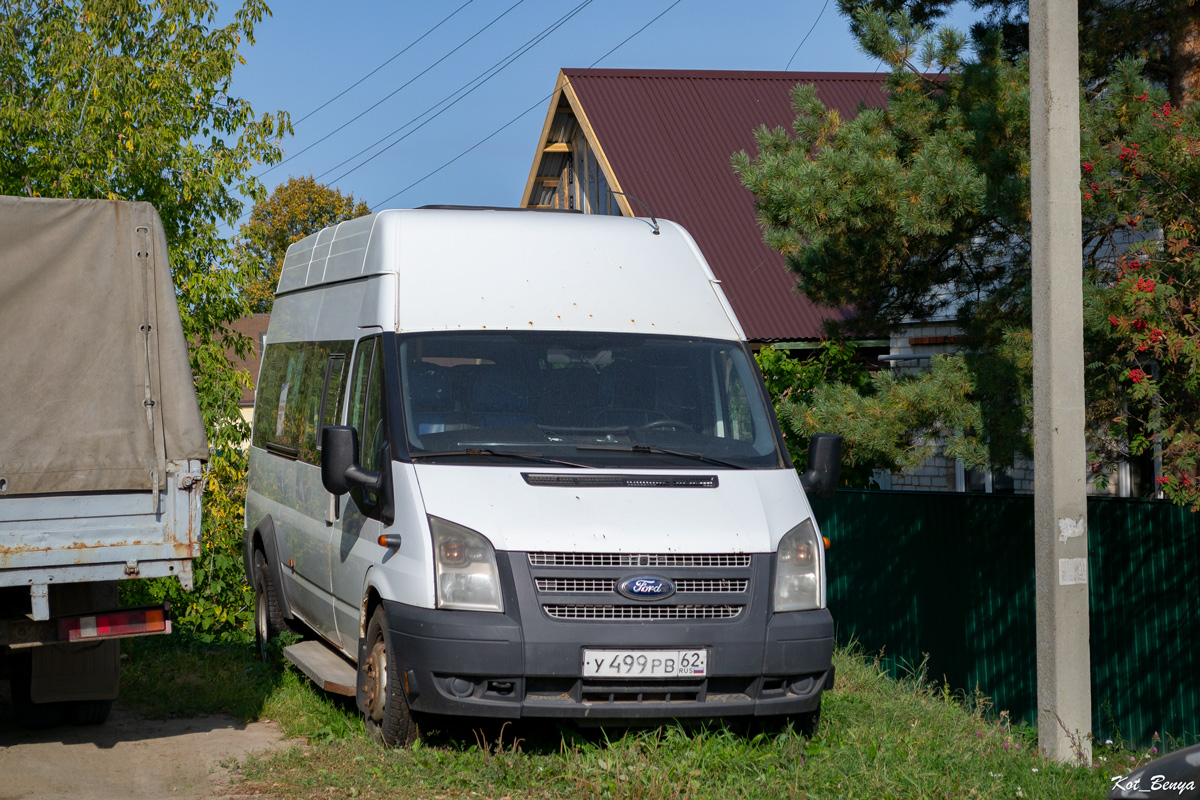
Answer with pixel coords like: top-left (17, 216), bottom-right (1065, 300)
top-left (381, 551), bottom-right (834, 720)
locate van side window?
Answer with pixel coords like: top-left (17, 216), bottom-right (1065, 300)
top-left (348, 336), bottom-right (386, 473)
top-left (253, 340), bottom-right (353, 464)
top-left (319, 354), bottom-right (348, 437)
top-left (716, 349), bottom-right (755, 442)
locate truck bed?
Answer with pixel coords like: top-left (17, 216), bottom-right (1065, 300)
top-left (0, 459), bottom-right (203, 620)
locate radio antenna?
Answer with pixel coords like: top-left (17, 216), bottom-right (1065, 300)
top-left (609, 191), bottom-right (660, 235)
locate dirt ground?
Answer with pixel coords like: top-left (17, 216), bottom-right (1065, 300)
top-left (0, 685), bottom-right (287, 800)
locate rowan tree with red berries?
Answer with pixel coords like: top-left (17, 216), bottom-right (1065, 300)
top-left (1082, 60), bottom-right (1200, 507)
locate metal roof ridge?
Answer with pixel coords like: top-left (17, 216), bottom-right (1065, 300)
top-left (560, 68), bottom-right (889, 81)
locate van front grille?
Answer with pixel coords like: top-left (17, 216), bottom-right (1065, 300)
top-left (536, 578), bottom-right (616, 593)
top-left (535, 577), bottom-right (748, 594)
top-left (543, 604), bottom-right (743, 621)
top-left (677, 578), bottom-right (748, 593)
top-left (528, 552), bottom-right (751, 569)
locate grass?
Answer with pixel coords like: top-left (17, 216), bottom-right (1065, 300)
top-left (121, 636), bottom-right (1134, 799)
top-left (120, 633), bottom-right (354, 735)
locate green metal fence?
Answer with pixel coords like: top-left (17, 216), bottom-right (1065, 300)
top-left (811, 490), bottom-right (1200, 748)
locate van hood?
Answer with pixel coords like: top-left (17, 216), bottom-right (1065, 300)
top-left (412, 465), bottom-right (813, 554)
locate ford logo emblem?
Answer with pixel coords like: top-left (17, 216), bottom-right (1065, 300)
top-left (617, 575), bottom-right (676, 601)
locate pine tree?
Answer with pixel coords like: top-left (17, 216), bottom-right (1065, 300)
top-left (736, 8), bottom-right (1200, 505)
top-left (838, 0), bottom-right (1200, 105)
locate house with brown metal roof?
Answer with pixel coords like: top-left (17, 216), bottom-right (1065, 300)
top-left (519, 68), bottom-right (889, 344)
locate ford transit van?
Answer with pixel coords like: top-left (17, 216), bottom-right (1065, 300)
top-left (244, 207), bottom-right (840, 746)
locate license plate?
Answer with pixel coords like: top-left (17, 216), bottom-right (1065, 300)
top-left (582, 649), bottom-right (707, 678)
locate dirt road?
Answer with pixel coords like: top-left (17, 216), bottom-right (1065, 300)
top-left (0, 689), bottom-right (287, 800)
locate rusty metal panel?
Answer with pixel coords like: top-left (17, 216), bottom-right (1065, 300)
top-left (0, 459), bottom-right (202, 594)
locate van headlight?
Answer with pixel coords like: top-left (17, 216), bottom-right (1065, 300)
top-left (773, 519), bottom-right (822, 612)
top-left (430, 516), bottom-right (504, 612)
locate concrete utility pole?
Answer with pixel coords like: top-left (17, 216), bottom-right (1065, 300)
top-left (1029, 0), bottom-right (1092, 764)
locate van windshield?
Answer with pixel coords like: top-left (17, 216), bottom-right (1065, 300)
top-left (397, 332), bottom-right (786, 470)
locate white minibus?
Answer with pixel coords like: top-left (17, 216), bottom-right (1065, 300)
top-left (244, 207), bottom-right (841, 746)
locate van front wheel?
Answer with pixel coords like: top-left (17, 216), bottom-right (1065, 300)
top-left (253, 549), bottom-right (285, 662)
top-left (360, 607), bottom-right (417, 747)
top-left (796, 707), bottom-right (820, 738)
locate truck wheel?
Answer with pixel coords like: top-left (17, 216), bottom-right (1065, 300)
top-left (8, 652), bottom-right (65, 730)
top-left (253, 549), bottom-right (286, 662)
top-left (359, 607), bottom-right (417, 747)
top-left (67, 698), bottom-right (114, 726)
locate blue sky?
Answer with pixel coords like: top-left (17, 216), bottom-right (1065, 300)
top-left (228, 0), bottom-right (976, 218)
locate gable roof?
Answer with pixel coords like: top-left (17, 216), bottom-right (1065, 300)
top-left (520, 69), bottom-right (889, 342)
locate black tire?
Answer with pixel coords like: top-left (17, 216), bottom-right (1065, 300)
top-left (253, 549), bottom-right (287, 662)
top-left (796, 706), bottom-right (821, 739)
top-left (66, 698), bottom-right (114, 726)
top-left (359, 607), bottom-right (417, 747)
top-left (9, 651), bottom-right (65, 730)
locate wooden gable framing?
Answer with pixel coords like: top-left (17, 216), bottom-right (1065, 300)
top-left (520, 71), bottom-right (631, 217)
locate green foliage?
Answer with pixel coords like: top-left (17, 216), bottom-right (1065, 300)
top-left (757, 338), bottom-right (1031, 483)
top-left (793, 354), bottom-right (989, 473)
top-left (756, 341), bottom-right (872, 403)
top-left (123, 446), bottom-right (255, 640)
top-left (239, 175), bottom-right (370, 312)
top-left (755, 341), bottom-right (872, 482)
top-left (0, 0), bottom-right (290, 638)
top-left (964, 328), bottom-right (1034, 469)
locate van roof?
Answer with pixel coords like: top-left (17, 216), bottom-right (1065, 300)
top-left (276, 207), bottom-right (745, 341)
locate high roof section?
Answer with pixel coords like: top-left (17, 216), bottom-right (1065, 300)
top-left (520, 69), bottom-right (888, 343)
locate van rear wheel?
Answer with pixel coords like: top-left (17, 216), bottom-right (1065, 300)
top-left (253, 549), bottom-right (286, 662)
top-left (360, 607), bottom-right (417, 747)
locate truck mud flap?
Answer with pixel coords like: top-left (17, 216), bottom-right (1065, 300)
top-left (30, 639), bottom-right (120, 703)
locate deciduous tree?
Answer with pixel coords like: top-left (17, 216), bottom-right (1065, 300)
top-left (0, 0), bottom-right (291, 635)
top-left (1081, 61), bottom-right (1200, 508)
top-left (240, 176), bottom-right (370, 312)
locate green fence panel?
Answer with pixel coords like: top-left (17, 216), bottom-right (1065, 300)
top-left (812, 490), bottom-right (1199, 748)
top-left (1088, 498), bottom-right (1200, 747)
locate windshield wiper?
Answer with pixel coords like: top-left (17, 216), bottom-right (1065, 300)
top-left (410, 448), bottom-right (593, 469)
top-left (575, 444), bottom-right (746, 469)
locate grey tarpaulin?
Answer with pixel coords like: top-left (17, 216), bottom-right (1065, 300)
top-left (0, 196), bottom-right (209, 495)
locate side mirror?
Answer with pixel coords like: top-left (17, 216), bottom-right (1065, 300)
top-left (799, 434), bottom-right (843, 499)
top-left (321, 425), bottom-right (384, 495)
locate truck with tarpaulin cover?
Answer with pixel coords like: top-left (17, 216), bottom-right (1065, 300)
top-left (0, 195), bottom-right (208, 727)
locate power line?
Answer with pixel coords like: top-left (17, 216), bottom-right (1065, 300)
top-left (320, 0), bottom-right (595, 187)
top-left (785, 0), bottom-right (831, 71)
top-left (290, 0), bottom-right (477, 129)
top-left (371, 0), bottom-right (685, 209)
top-left (258, 0), bottom-right (528, 179)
